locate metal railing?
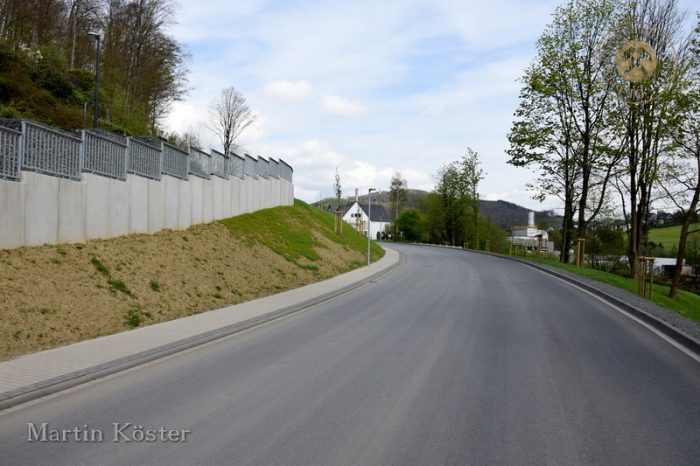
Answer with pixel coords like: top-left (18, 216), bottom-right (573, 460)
top-left (269, 158), bottom-right (280, 178)
top-left (280, 159), bottom-right (293, 182)
top-left (22, 120), bottom-right (82, 181)
top-left (258, 156), bottom-right (269, 178)
top-left (189, 146), bottom-right (211, 179)
top-left (127, 138), bottom-right (161, 181)
top-left (0, 124), bottom-right (22, 181)
top-left (162, 142), bottom-right (189, 180)
top-left (0, 118), bottom-right (294, 186)
top-left (230, 154), bottom-right (245, 179)
top-left (211, 149), bottom-right (228, 179)
top-left (244, 154), bottom-right (257, 178)
top-left (82, 130), bottom-right (128, 181)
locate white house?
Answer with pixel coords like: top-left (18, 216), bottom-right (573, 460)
top-left (338, 201), bottom-right (391, 239)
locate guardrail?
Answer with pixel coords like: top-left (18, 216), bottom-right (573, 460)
top-left (161, 142), bottom-right (189, 180)
top-left (189, 146), bottom-right (211, 179)
top-left (127, 138), bottom-right (161, 181)
top-left (258, 156), bottom-right (269, 178)
top-left (0, 118), bottom-right (293, 184)
top-left (82, 130), bottom-right (128, 181)
top-left (230, 153), bottom-right (245, 179)
top-left (280, 159), bottom-right (293, 182)
top-left (0, 124), bottom-right (22, 181)
top-left (22, 120), bottom-right (82, 181)
top-left (269, 158), bottom-right (280, 178)
top-left (211, 149), bottom-right (228, 179)
top-left (244, 154), bottom-right (257, 178)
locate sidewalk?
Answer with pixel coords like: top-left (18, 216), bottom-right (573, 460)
top-left (0, 247), bottom-right (401, 409)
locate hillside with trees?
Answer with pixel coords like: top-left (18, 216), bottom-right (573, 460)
top-left (0, 0), bottom-right (188, 136)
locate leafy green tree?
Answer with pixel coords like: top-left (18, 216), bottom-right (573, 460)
top-left (433, 148), bottom-right (483, 247)
top-left (394, 209), bottom-right (425, 241)
top-left (389, 172), bottom-right (407, 225)
top-left (660, 13), bottom-right (700, 298)
top-left (610, 0), bottom-right (693, 277)
top-left (508, 0), bottom-right (622, 262)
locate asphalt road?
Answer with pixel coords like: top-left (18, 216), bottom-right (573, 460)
top-left (1, 244), bottom-right (698, 465)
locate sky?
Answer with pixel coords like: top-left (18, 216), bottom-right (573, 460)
top-left (163, 0), bottom-right (697, 213)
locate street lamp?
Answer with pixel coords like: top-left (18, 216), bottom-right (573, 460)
top-left (87, 32), bottom-right (101, 129)
top-left (367, 188), bottom-right (376, 265)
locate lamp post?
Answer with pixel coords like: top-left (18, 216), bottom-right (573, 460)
top-left (367, 188), bottom-right (376, 265)
top-left (87, 32), bottom-right (101, 129)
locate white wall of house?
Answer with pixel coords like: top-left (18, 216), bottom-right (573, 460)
top-left (0, 172), bottom-right (294, 250)
top-left (341, 202), bottom-right (390, 239)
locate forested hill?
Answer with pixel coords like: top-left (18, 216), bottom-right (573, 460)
top-left (478, 199), bottom-right (561, 230)
top-left (0, 1), bottom-right (187, 137)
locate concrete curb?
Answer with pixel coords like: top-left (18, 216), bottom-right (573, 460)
top-left (0, 246), bottom-right (405, 411)
top-left (457, 246), bottom-right (700, 357)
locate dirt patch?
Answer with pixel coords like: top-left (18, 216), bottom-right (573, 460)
top-left (0, 219), bottom-right (369, 360)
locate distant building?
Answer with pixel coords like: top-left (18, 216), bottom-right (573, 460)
top-left (508, 211), bottom-right (554, 252)
top-left (337, 201), bottom-right (391, 239)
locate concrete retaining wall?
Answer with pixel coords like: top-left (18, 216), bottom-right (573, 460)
top-left (0, 172), bottom-right (294, 249)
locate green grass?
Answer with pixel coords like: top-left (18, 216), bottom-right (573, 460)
top-left (516, 254), bottom-right (700, 323)
top-left (107, 278), bottom-right (132, 296)
top-left (219, 200), bottom-right (384, 270)
top-left (124, 308), bottom-right (142, 328)
top-left (91, 256), bottom-right (110, 276)
top-left (648, 223), bottom-right (700, 250)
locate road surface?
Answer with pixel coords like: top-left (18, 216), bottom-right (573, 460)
top-left (1, 244), bottom-right (698, 465)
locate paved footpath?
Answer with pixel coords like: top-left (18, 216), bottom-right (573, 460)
top-left (0, 248), bottom-right (401, 408)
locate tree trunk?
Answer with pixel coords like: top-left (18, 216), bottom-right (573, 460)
top-left (669, 161), bottom-right (700, 299)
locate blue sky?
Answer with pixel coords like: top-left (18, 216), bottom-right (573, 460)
top-left (164, 0), bottom-right (698, 212)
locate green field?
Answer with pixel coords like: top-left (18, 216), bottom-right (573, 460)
top-left (648, 223), bottom-right (700, 250)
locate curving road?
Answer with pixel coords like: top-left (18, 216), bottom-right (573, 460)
top-left (1, 244), bottom-right (698, 465)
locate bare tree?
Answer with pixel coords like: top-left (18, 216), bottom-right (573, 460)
top-left (209, 86), bottom-right (255, 156)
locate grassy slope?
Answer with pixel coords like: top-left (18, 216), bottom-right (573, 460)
top-left (522, 254), bottom-right (700, 323)
top-left (0, 200), bottom-right (383, 359)
top-left (648, 222), bottom-right (700, 250)
top-left (221, 200), bottom-right (384, 268)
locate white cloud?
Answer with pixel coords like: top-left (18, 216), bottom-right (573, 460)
top-left (164, 0), bottom-right (628, 211)
top-left (235, 111), bottom-right (267, 146)
top-left (319, 95), bottom-right (367, 117)
top-left (263, 80), bottom-right (313, 100)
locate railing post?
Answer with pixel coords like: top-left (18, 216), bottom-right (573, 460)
top-left (158, 142), bottom-right (164, 178)
top-left (19, 120), bottom-right (26, 177)
top-left (79, 130), bottom-right (86, 178)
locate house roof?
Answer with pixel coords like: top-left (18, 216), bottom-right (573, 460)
top-left (337, 202), bottom-right (390, 222)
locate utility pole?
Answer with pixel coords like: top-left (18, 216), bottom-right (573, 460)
top-left (368, 188), bottom-right (376, 265)
top-left (87, 32), bottom-right (101, 129)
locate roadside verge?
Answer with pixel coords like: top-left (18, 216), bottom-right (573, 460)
top-left (0, 246), bottom-right (403, 411)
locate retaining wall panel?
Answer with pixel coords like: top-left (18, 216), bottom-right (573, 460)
top-left (57, 177), bottom-right (85, 244)
top-left (0, 179), bottom-right (25, 249)
top-left (190, 176), bottom-right (203, 225)
top-left (202, 178), bottom-right (213, 223)
top-left (147, 178), bottom-right (164, 233)
top-left (84, 173), bottom-right (110, 240)
top-left (178, 178), bottom-right (192, 229)
top-left (109, 177), bottom-right (130, 237)
top-left (128, 175), bottom-right (149, 234)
